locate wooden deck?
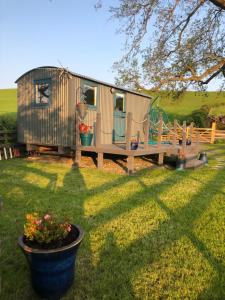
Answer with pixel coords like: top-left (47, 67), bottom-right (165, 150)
top-left (78, 143), bottom-right (180, 156)
top-left (76, 142), bottom-right (201, 174)
top-left (75, 111), bottom-right (201, 174)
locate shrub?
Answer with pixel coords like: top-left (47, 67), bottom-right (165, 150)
top-left (186, 105), bottom-right (210, 127)
top-left (0, 114), bottom-right (16, 130)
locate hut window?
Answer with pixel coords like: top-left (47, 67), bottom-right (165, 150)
top-left (115, 93), bottom-right (125, 112)
top-left (34, 79), bottom-right (51, 106)
top-left (82, 81), bottom-right (98, 108)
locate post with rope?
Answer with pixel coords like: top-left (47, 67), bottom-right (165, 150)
top-left (75, 110), bottom-right (81, 166)
top-left (157, 114), bottom-right (164, 164)
top-left (96, 112), bottom-right (104, 169)
top-left (144, 116), bottom-right (150, 150)
top-left (173, 119), bottom-right (177, 146)
top-left (157, 114), bottom-right (163, 147)
top-left (189, 122), bottom-right (194, 143)
top-left (182, 121), bottom-right (187, 152)
top-left (126, 112), bottom-right (132, 150)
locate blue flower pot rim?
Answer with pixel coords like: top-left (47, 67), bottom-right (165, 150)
top-left (18, 224), bottom-right (84, 254)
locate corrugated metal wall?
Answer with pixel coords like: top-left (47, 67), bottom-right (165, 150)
top-left (17, 67), bottom-right (150, 147)
top-left (17, 68), bottom-right (73, 146)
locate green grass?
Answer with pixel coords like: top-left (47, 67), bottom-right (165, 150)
top-left (0, 145), bottom-right (225, 299)
top-left (156, 91), bottom-right (225, 120)
top-left (0, 89), bottom-right (17, 117)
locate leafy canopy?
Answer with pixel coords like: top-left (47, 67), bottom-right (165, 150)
top-left (98, 0), bottom-right (225, 92)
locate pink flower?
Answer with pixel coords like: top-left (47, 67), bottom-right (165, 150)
top-left (67, 224), bottom-right (72, 232)
top-left (35, 219), bottom-right (42, 225)
top-left (44, 214), bottom-right (51, 221)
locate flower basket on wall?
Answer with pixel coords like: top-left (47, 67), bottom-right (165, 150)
top-left (76, 102), bottom-right (88, 121)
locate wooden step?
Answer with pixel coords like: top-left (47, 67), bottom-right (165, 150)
top-left (185, 159), bottom-right (205, 169)
top-left (184, 153), bottom-right (198, 160)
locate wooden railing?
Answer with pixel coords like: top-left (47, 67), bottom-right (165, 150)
top-left (162, 122), bottom-right (225, 144)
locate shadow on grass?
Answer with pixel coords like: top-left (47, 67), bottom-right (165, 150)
top-left (0, 157), bottom-right (224, 299)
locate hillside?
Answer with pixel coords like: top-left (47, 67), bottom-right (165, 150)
top-left (0, 88), bottom-right (224, 121)
top-left (0, 89), bottom-right (17, 116)
top-left (156, 91), bottom-right (225, 121)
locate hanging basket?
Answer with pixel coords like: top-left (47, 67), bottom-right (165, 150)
top-left (77, 102), bottom-right (88, 121)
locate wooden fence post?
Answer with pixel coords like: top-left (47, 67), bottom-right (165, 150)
top-left (96, 112), bottom-right (102, 148)
top-left (126, 112), bottom-right (132, 150)
top-left (210, 122), bottom-right (216, 144)
top-left (144, 116), bottom-right (150, 149)
top-left (157, 114), bottom-right (163, 147)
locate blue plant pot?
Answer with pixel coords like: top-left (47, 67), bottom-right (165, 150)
top-left (80, 133), bottom-right (93, 146)
top-left (18, 225), bottom-right (84, 299)
top-left (131, 142), bottom-right (138, 150)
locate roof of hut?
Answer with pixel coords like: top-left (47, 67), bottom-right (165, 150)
top-left (15, 66), bottom-right (152, 99)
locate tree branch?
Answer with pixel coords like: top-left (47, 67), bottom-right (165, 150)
top-left (152, 60), bottom-right (225, 91)
top-left (209, 0), bottom-right (225, 10)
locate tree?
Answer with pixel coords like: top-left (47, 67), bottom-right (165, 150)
top-left (100, 0), bottom-right (225, 92)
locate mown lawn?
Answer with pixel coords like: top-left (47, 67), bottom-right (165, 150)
top-left (0, 145), bottom-right (225, 300)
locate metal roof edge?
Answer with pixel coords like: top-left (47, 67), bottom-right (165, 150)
top-left (15, 66), bottom-right (152, 99)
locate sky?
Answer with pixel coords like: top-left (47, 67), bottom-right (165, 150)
top-left (0, 0), bottom-right (222, 90)
top-left (0, 0), bottom-right (123, 88)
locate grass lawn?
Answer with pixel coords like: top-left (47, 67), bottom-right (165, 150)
top-left (0, 145), bottom-right (225, 299)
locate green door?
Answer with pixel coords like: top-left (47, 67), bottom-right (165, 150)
top-left (113, 92), bottom-right (126, 142)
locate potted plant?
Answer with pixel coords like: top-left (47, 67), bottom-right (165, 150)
top-left (79, 123), bottom-right (93, 146)
top-left (18, 212), bottom-right (84, 299)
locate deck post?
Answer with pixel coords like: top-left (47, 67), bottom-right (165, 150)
top-left (75, 150), bottom-right (81, 166)
top-left (96, 112), bottom-right (102, 148)
top-left (75, 110), bottom-right (80, 147)
top-left (137, 130), bottom-right (140, 143)
top-left (158, 153), bottom-right (164, 165)
top-left (210, 122), bottom-right (216, 144)
top-left (173, 119), bottom-right (177, 145)
top-left (127, 155), bottom-right (134, 175)
top-left (74, 110), bottom-right (81, 166)
top-left (182, 121), bottom-right (187, 151)
top-left (97, 152), bottom-right (104, 169)
top-left (144, 116), bottom-right (150, 149)
top-left (157, 114), bottom-right (163, 147)
top-left (126, 112), bottom-right (132, 150)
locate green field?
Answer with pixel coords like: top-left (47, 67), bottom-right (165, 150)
top-left (0, 145), bottom-right (224, 299)
top-left (0, 89), bottom-right (17, 118)
top-left (156, 91), bottom-right (225, 120)
top-left (0, 88), bottom-right (225, 121)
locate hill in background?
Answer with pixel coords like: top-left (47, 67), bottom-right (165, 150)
top-left (0, 89), bottom-right (17, 117)
top-left (156, 91), bottom-right (225, 121)
top-left (0, 88), bottom-right (224, 122)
